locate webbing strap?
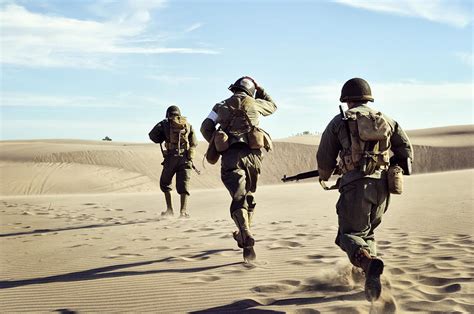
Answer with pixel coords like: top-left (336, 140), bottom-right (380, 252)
top-left (319, 178), bottom-right (340, 191)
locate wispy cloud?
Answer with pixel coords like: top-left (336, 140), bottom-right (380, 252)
top-left (334, 0), bottom-right (472, 28)
top-left (184, 22), bottom-right (203, 33)
top-left (299, 81), bottom-right (473, 107)
top-left (0, 2), bottom-right (218, 68)
top-left (454, 52), bottom-right (473, 67)
top-left (0, 93), bottom-right (168, 108)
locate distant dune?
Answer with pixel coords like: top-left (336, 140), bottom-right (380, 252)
top-left (1, 126), bottom-right (473, 312)
top-left (1, 125), bottom-right (472, 195)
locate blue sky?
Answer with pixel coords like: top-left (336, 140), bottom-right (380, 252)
top-left (1, 0), bottom-right (472, 142)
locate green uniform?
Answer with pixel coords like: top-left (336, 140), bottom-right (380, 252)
top-left (201, 88), bottom-right (276, 246)
top-left (317, 104), bottom-right (413, 264)
top-left (149, 119), bottom-right (198, 196)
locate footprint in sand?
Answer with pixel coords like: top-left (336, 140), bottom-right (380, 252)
top-left (251, 283), bottom-right (295, 294)
top-left (188, 275), bottom-right (221, 283)
top-left (268, 240), bottom-right (304, 250)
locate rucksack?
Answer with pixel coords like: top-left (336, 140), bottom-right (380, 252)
top-left (341, 108), bottom-right (392, 174)
top-left (215, 96), bottom-right (269, 151)
top-left (217, 96), bottom-right (253, 136)
top-left (165, 116), bottom-right (190, 152)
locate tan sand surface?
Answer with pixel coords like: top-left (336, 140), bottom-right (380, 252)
top-left (1, 170), bottom-right (472, 312)
top-left (1, 125), bottom-right (473, 196)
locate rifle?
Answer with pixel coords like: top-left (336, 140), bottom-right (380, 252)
top-left (191, 162), bottom-right (201, 175)
top-left (281, 170), bottom-right (319, 182)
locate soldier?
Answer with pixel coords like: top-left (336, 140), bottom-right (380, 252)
top-left (316, 78), bottom-right (413, 301)
top-left (200, 77), bottom-right (277, 261)
top-left (149, 105), bottom-right (198, 218)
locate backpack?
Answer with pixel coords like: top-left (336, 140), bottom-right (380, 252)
top-left (165, 116), bottom-right (190, 153)
top-left (217, 96), bottom-right (253, 136)
top-left (341, 108), bottom-right (392, 174)
top-left (215, 96), bottom-right (269, 150)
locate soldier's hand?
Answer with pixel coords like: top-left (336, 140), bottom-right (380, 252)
top-left (187, 148), bottom-right (196, 161)
top-left (244, 76), bottom-right (259, 89)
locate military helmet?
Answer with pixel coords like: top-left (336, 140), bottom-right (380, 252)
top-left (228, 77), bottom-right (256, 97)
top-left (166, 105), bottom-right (181, 118)
top-left (340, 78), bottom-right (374, 103)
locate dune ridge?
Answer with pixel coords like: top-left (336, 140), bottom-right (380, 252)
top-left (1, 125), bottom-right (473, 195)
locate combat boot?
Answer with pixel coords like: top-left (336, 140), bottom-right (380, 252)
top-left (353, 248), bottom-right (384, 301)
top-left (161, 191), bottom-right (174, 216)
top-left (231, 208), bottom-right (255, 249)
top-left (179, 194), bottom-right (190, 218)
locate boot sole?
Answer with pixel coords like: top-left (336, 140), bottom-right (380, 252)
top-left (365, 259), bottom-right (384, 301)
top-left (243, 247), bottom-right (256, 262)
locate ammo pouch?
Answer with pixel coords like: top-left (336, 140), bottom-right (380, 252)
top-left (214, 130), bottom-right (229, 152)
top-left (205, 133), bottom-right (220, 164)
top-left (388, 165), bottom-right (403, 194)
top-left (248, 127), bottom-right (265, 150)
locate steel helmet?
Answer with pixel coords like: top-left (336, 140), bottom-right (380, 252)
top-left (228, 77), bottom-right (256, 97)
top-left (340, 78), bottom-right (374, 103)
top-left (166, 105), bottom-right (181, 118)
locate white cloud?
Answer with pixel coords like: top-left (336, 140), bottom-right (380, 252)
top-left (184, 23), bottom-right (203, 33)
top-left (0, 3), bottom-right (218, 68)
top-left (454, 52), bottom-right (473, 67)
top-left (300, 81), bottom-right (473, 107)
top-left (334, 0), bottom-right (472, 28)
top-left (0, 93), bottom-right (168, 108)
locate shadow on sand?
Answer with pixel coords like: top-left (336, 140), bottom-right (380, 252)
top-left (0, 218), bottom-right (163, 238)
top-left (0, 249), bottom-right (239, 289)
top-left (191, 291), bottom-right (365, 313)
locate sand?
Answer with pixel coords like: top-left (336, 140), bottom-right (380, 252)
top-left (1, 125), bottom-right (473, 312)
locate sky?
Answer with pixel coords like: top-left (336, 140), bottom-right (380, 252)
top-left (1, 0), bottom-right (472, 142)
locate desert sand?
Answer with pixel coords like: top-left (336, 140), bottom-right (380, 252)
top-left (1, 125), bottom-right (473, 313)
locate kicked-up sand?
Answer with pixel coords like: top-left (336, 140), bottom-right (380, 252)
top-left (0, 125), bottom-right (473, 312)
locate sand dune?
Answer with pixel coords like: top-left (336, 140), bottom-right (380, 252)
top-left (1, 126), bottom-right (472, 312)
top-left (1, 125), bottom-right (472, 196)
top-left (1, 170), bottom-right (472, 312)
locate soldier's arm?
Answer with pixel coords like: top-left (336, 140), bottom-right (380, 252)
top-left (254, 87), bottom-right (277, 116)
top-left (200, 104), bottom-right (219, 143)
top-left (148, 121), bottom-right (166, 144)
top-left (390, 121), bottom-right (414, 161)
top-left (316, 117), bottom-right (342, 180)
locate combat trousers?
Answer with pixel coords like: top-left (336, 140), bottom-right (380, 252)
top-left (221, 145), bottom-right (262, 217)
top-left (160, 154), bottom-right (192, 195)
top-left (335, 175), bottom-right (390, 264)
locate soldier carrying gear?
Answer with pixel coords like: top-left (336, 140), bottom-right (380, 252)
top-left (149, 105), bottom-right (198, 218)
top-left (201, 76), bottom-right (277, 262)
top-left (316, 78), bottom-right (413, 301)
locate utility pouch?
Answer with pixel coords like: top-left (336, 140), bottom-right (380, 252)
top-left (248, 127), bottom-right (265, 149)
top-left (205, 133), bottom-right (220, 164)
top-left (388, 165), bottom-right (404, 194)
top-left (214, 130), bottom-right (229, 152)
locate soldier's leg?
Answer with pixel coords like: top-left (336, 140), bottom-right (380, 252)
top-left (244, 151), bottom-right (262, 227)
top-left (176, 159), bottom-right (192, 218)
top-left (221, 149), bottom-right (253, 248)
top-left (160, 158), bottom-right (177, 216)
top-left (366, 176), bottom-right (390, 256)
top-left (336, 179), bottom-right (378, 264)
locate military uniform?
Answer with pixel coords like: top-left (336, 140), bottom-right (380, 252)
top-left (201, 77), bottom-right (277, 260)
top-left (149, 106), bottom-right (198, 217)
top-left (317, 78), bottom-right (413, 301)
